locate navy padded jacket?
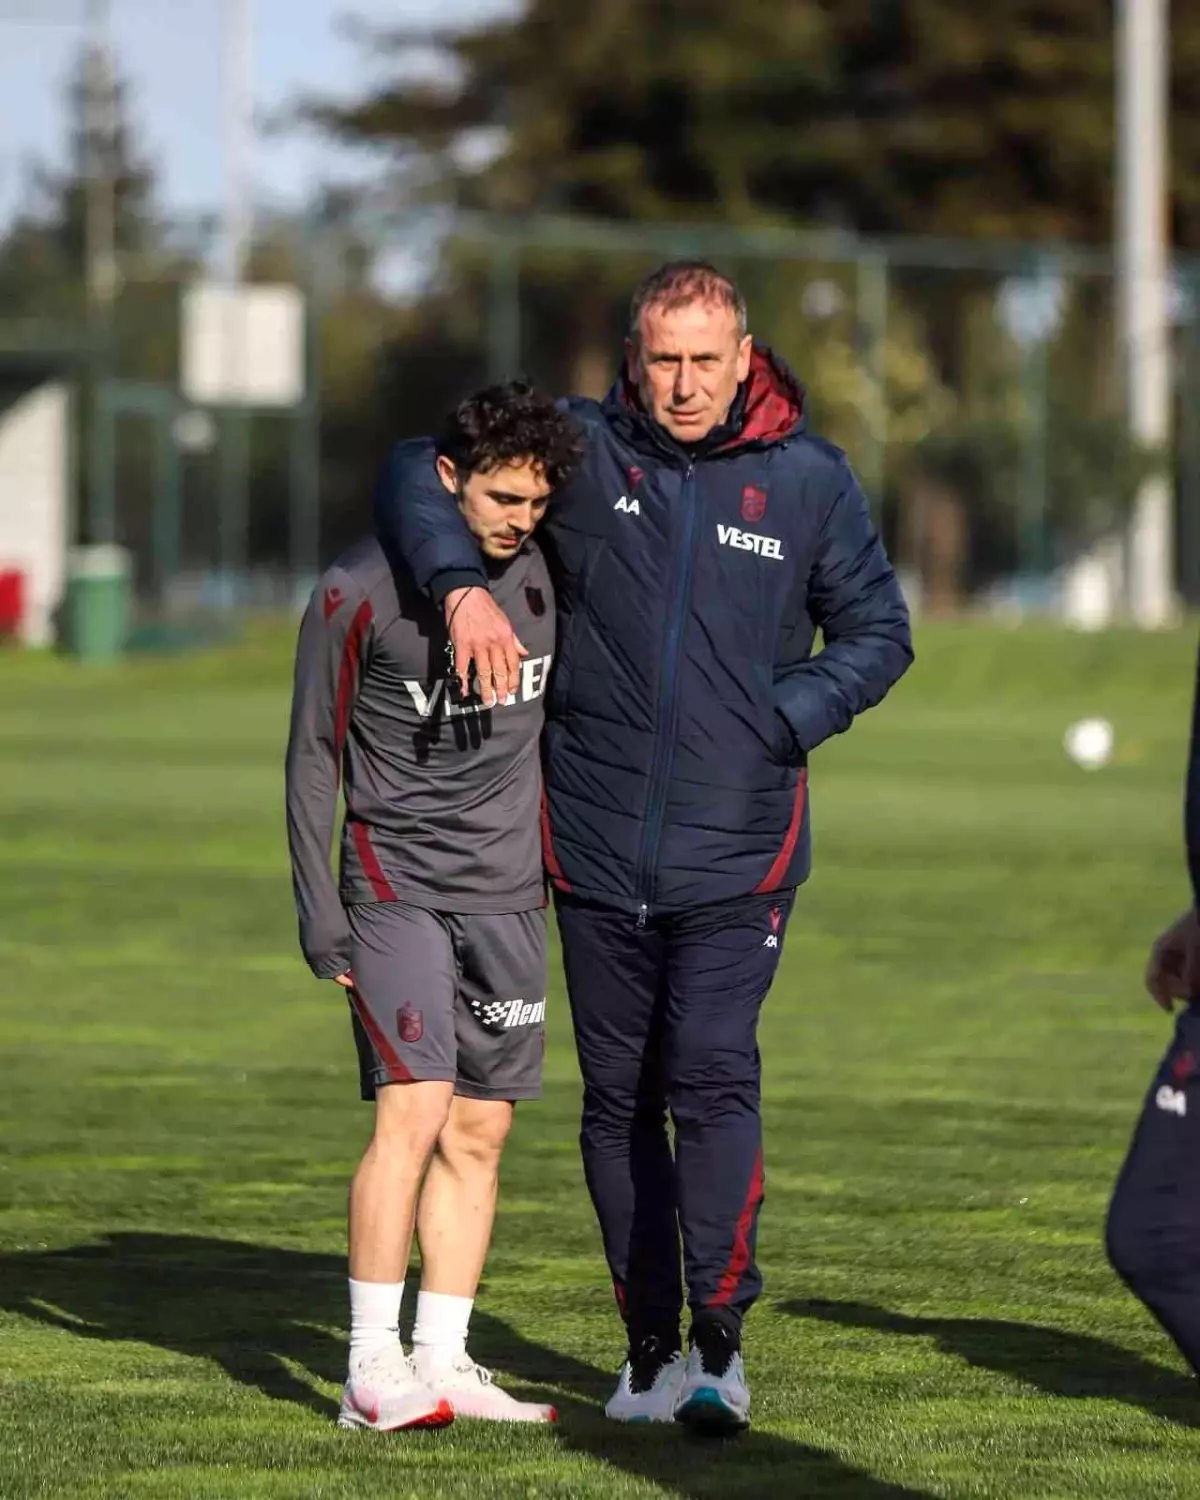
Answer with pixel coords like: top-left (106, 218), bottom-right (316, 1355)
top-left (374, 346), bottom-right (914, 917)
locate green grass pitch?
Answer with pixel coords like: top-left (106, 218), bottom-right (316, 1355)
top-left (1, 621), bottom-right (1199, 1498)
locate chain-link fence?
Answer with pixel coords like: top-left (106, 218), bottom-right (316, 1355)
top-left (4, 209), bottom-right (1197, 626)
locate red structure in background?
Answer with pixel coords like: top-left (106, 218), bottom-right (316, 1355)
top-left (0, 570), bottom-right (25, 640)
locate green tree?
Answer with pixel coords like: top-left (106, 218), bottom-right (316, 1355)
top-left (311, 1), bottom-right (1200, 245)
top-left (306, 2), bottom-right (1187, 601)
top-left (0, 40), bottom-right (159, 325)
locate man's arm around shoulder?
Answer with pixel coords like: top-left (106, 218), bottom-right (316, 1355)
top-left (373, 437), bottom-right (487, 603)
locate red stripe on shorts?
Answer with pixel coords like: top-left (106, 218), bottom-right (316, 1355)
top-left (347, 985), bottom-right (413, 1083)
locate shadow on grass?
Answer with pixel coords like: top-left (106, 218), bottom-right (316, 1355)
top-left (0, 1234), bottom-right (932, 1499)
top-left (782, 1297), bottom-right (1198, 1426)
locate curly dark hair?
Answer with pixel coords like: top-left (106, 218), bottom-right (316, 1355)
top-left (436, 380), bottom-right (587, 489)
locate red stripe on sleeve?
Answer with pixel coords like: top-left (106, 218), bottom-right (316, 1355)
top-left (335, 600), bottom-right (374, 765)
top-left (331, 600), bottom-right (396, 904)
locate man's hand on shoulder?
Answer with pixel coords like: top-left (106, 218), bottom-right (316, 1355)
top-left (1146, 909), bottom-right (1200, 1012)
top-left (444, 586), bottom-right (527, 708)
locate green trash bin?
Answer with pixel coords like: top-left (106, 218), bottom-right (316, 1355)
top-left (64, 545), bottom-right (132, 662)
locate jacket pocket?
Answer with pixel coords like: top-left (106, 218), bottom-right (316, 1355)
top-left (770, 696), bottom-right (807, 770)
top-left (772, 706), bottom-right (799, 766)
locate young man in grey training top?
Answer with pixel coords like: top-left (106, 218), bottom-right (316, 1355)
top-left (285, 381), bottom-right (585, 1432)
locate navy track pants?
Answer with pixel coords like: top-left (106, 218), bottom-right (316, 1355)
top-left (555, 888), bottom-right (795, 1341)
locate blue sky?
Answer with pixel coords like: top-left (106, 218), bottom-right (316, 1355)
top-left (0, 0), bottom-right (516, 224)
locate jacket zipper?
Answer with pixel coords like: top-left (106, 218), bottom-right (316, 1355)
top-left (634, 460), bottom-right (698, 925)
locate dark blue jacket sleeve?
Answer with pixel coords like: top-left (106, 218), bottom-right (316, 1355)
top-left (1188, 636), bottom-right (1200, 908)
top-left (775, 465), bottom-right (913, 755)
top-left (372, 437), bottom-right (486, 602)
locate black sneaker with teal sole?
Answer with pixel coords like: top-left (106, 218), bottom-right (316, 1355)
top-left (675, 1317), bottom-right (750, 1434)
top-left (605, 1333), bottom-right (686, 1423)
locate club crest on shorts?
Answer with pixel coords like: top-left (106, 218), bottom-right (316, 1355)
top-left (741, 485), bottom-right (767, 524)
top-left (397, 1003), bottom-right (424, 1044)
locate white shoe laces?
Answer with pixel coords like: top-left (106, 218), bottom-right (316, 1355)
top-left (446, 1353), bottom-right (494, 1386)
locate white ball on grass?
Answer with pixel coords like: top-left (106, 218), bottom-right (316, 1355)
top-left (1063, 717), bottom-right (1114, 770)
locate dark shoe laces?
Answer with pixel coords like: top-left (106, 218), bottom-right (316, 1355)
top-left (628, 1333), bottom-right (679, 1394)
top-left (690, 1317), bottom-right (739, 1379)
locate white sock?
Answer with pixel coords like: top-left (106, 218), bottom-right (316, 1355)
top-left (348, 1277), bottom-right (404, 1373)
top-left (411, 1290), bottom-right (473, 1368)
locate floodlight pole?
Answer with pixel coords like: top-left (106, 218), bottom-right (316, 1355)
top-left (79, 0), bottom-right (118, 549)
top-left (1117, 0), bottom-right (1175, 626)
top-left (222, 0), bottom-right (253, 286)
top-left (83, 0), bottom-right (117, 318)
top-left (216, 0), bottom-right (254, 592)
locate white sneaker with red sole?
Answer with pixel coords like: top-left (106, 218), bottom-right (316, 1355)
top-left (338, 1345), bottom-right (455, 1432)
top-left (415, 1350), bottom-right (557, 1423)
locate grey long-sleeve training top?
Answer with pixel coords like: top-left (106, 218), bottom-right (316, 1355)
top-left (285, 533), bottom-right (556, 978)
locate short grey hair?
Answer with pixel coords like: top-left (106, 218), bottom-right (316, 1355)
top-left (628, 260), bottom-right (749, 343)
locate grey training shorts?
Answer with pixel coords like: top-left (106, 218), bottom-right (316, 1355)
top-left (345, 902), bottom-right (547, 1102)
